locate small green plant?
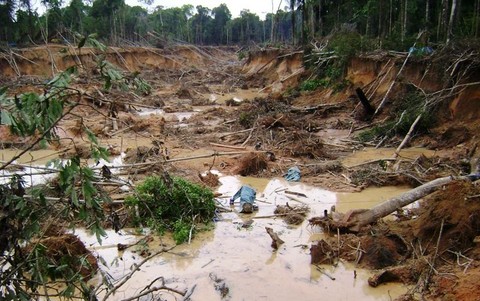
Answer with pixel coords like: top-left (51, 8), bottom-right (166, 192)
top-left (238, 51), bottom-right (246, 60)
top-left (239, 111), bottom-right (255, 128)
top-left (173, 220), bottom-right (191, 244)
top-left (299, 79), bottom-right (322, 91)
top-left (357, 123), bottom-right (393, 143)
top-left (125, 175), bottom-right (216, 244)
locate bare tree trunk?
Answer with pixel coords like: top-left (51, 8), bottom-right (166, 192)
top-left (378, 0), bottom-right (383, 38)
top-left (425, 0), bottom-right (430, 31)
top-left (403, 0), bottom-right (408, 42)
top-left (346, 176), bottom-right (468, 232)
top-left (309, 2), bottom-right (315, 38)
top-left (271, 0), bottom-right (275, 43)
top-left (473, 0), bottom-right (480, 38)
top-left (437, 0), bottom-right (449, 41)
top-left (447, 0), bottom-right (458, 43)
top-left (389, 0), bottom-right (393, 35)
top-left (318, 0), bottom-right (323, 36)
top-left (393, 113), bottom-right (422, 159)
top-left (290, 0), bottom-right (296, 44)
top-left (301, 0), bottom-right (307, 44)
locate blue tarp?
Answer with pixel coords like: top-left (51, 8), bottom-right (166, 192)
top-left (230, 185), bottom-right (256, 213)
top-left (284, 166), bottom-right (301, 182)
top-left (408, 46), bottom-right (433, 56)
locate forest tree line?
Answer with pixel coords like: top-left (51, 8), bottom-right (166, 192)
top-left (0, 0), bottom-right (479, 49)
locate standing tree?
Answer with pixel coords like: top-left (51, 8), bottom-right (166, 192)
top-left (212, 4), bottom-right (231, 45)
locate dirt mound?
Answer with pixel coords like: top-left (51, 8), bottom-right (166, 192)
top-left (242, 48), bottom-right (304, 93)
top-left (199, 171), bottom-right (220, 187)
top-left (431, 266), bottom-right (480, 301)
top-left (361, 234), bottom-right (409, 269)
top-left (232, 153), bottom-right (269, 176)
top-left (410, 180), bottom-right (480, 253)
top-left (311, 179), bottom-right (480, 299)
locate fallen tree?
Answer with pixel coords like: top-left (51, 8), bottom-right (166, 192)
top-left (315, 175), bottom-right (470, 232)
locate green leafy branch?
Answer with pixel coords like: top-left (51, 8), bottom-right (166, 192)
top-left (125, 175), bottom-right (216, 244)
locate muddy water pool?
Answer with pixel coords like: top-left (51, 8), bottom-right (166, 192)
top-left (76, 176), bottom-right (409, 301)
top-left (2, 143), bottom-right (435, 300)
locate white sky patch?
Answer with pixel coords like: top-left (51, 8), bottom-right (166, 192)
top-left (127, 0), bottom-right (287, 19)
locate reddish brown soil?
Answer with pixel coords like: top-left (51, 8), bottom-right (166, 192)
top-left (2, 44), bottom-right (480, 300)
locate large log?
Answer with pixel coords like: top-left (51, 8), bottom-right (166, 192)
top-left (355, 87), bottom-right (375, 116)
top-left (345, 175), bottom-right (468, 232)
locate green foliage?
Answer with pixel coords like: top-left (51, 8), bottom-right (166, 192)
top-left (299, 79), bottom-right (322, 91)
top-left (301, 65), bottom-right (350, 92)
top-left (125, 175), bottom-right (215, 244)
top-left (0, 37), bottom-right (142, 300)
top-left (4, 67), bottom-right (77, 139)
top-left (239, 111), bottom-right (255, 128)
top-left (237, 51), bottom-right (246, 60)
top-left (327, 31), bottom-right (364, 61)
top-left (93, 53), bottom-right (151, 95)
top-left (305, 31), bottom-right (365, 92)
top-left (172, 220), bottom-right (191, 244)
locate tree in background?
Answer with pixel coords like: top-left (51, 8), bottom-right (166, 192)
top-left (1, 0), bottom-right (480, 49)
top-left (212, 4), bottom-right (231, 45)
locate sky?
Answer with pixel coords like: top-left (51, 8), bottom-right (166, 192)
top-left (127, 0), bottom-right (286, 19)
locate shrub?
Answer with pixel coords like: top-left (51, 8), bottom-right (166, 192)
top-left (299, 79), bottom-right (322, 91)
top-left (125, 175), bottom-right (216, 244)
top-left (239, 111), bottom-right (255, 128)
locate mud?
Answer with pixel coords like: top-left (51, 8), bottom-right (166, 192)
top-left (1, 44), bottom-right (480, 300)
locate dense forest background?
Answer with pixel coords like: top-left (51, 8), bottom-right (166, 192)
top-left (0, 0), bottom-right (479, 49)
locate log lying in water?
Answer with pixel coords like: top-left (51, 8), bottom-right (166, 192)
top-left (336, 175), bottom-right (469, 232)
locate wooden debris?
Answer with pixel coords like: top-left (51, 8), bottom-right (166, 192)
top-left (210, 143), bottom-right (247, 150)
top-left (265, 227), bottom-right (284, 250)
top-left (310, 239), bottom-right (335, 265)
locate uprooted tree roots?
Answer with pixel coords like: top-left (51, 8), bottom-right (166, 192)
top-left (24, 234), bottom-right (98, 279)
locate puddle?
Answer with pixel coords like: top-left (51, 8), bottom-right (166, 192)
top-left (137, 108), bottom-right (197, 122)
top-left (315, 129), bottom-right (351, 144)
top-left (342, 147), bottom-right (437, 168)
top-left (207, 88), bottom-right (266, 104)
top-left (0, 148), bottom-right (61, 165)
top-left (77, 176), bottom-right (409, 300)
top-left (336, 185), bottom-right (411, 212)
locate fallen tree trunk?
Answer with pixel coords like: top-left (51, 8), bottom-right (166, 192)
top-left (345, 175), bottom-right (469, 232)
top-left (355, 87), bottom-right (375, 116)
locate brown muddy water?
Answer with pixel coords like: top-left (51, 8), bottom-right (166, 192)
top-left (2, 143), bottom-right (432, 300)
top-left (74, 176), bottom-right (410, 301)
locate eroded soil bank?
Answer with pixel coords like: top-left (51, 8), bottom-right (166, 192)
top-left (1, 44), bottom-right (479, 300)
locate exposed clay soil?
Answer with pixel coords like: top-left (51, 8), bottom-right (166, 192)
top-left (1, 44), bottom-right (480, 300)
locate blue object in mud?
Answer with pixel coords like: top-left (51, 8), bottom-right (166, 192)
top-left (230, 185), bottom-right (256, 213)
top-left (408, 46), bottom-right (433, 56)
top-left (284, 166), bottom-right (301, 182)
top-left (467, 173), bottom-right (480, 181)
